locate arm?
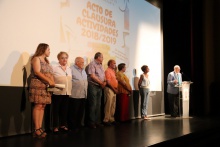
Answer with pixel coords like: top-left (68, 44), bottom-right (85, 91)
top-left (117, 73), bottom-right (126, 86)
top-left (89, 64), bottom-right (106, 88)
top-left (138, 74), bottom-right (143, 89)
top-left (106, 80), bottom-right (118, 93)
top-left (106, 72), bottom-right (118, 93)
top-left (117, 73), bottom-right (131, 92)
top-left (167, 73), bottom-right (177, 86)
top-left (32, 57), bottom-right (55, 87)
top-left (90, 74), bottom-right (106, 86)
top-left (50, 74), bottom-right (55, 86)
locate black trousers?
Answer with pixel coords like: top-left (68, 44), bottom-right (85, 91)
top-left (68, 98), bottom-right (86, 130)
top-left (168, 93), bottom-right (179, 117)
top-left (52, 94), bottom-right (69, 128)
top-left (133, 90), bottom-right (140, 118)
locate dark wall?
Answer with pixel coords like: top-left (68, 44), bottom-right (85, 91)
top-left (0, 87), bottom-right (32, 137)
top-left (209, 0), bottom-right (220, 116)
top-left (163, 0), bottom-right (220, 116)
top-left (163, 0), bottom-right (205, 116)
top-left (163, 0), bottom-right (194, 115)
top-left (0, 86), bottom-right (52, 137)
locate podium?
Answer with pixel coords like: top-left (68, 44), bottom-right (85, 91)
top-left (176, 81), bottom-right (193, 118)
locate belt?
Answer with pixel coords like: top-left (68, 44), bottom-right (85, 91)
top-left (89, 81), bottom-right (100, 87)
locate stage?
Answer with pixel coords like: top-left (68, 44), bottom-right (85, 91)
top-left (0, 115), bottom-right (220, 147)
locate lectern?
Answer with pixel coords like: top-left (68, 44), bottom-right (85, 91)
top-left (178, 81), bottom-right (193, 118)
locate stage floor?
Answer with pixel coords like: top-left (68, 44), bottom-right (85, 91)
top-left (0, 115), bottom-right (220, 147)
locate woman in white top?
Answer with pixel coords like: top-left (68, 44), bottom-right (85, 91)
top-left (52, 52), bottom-right (72, 133)
top-left (138, 65), bottom-right (151, 120)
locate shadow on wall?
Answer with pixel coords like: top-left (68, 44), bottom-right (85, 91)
top-left (0, 51), bottom-right (32, 137)
top-left (132, 68), bottom-right (140, 118)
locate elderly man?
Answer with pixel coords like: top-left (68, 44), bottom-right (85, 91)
top-left (86, 52), bottom-right (106, 128)
top-left (68, 57), bottom-right (88, 132)
top-left (103, 59), bottom-right (118, 126)
top-left (167, 65), bottom-right (182, 118)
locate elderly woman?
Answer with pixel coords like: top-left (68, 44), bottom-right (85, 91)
top-left (52, 51), bottom-right (72, 134)
top-left (29, 43), bottom-right (55, 138)
top-left (116, 63), bottom-right (132, 122)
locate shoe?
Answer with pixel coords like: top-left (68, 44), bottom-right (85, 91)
top-left (53, 128), bottom-right (60, 135)
top-left (103, 122), bottom-right (112, 126)
top-left (59, 126), bottom-right (69, 132)
top-left (32, 128), bottom-right (46, 138)
top-left (143, 117), bottom-right (151, 120)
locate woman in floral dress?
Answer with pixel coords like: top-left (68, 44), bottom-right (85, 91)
top-left (29, 43), bottom-right (55, 138)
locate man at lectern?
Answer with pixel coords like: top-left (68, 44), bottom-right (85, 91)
top-left (167, 65), bottom-right (182, 118)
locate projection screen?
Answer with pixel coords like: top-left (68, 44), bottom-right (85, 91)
top-left (0, 0), bottom-right (162, 91)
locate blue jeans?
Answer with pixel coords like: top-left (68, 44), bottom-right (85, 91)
top-left (139, 88), bottom-right (150, 117)
top-left (87, 83), bottom-right (103, 124)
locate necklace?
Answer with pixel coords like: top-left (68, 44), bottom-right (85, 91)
top-left (60, 66), bottom-right (68, 76)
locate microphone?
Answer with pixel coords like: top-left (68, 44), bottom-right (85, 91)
top-left (181, 72), bottom-right (191, 81)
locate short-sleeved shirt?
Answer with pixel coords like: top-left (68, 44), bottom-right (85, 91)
top-left (87, 60), bottom-right (105, 84)
top-left (105, 67), bottom-right (118, 89)
top-left (70, 65), bottom-right (88, 98)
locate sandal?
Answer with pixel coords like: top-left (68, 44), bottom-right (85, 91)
top-left (32, 128), bottom-right (46, 138)
top-left (39, 128), bottom-right (47, 137)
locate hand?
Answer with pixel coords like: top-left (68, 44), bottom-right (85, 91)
top-left (114, 88), bottom-right (118, 94)
top-left (48, 80), bottom-right (55, 87)
top-left (174, 80), bottom-right (178, 84)
top-left (100, 81), bottom-right (106, 89)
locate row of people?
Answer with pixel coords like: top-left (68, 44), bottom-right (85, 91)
top-left (28, 43), bottom-right (151, 138)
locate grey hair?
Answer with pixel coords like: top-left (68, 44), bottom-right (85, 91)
top-left (174, 65), bottom-right (180, 69)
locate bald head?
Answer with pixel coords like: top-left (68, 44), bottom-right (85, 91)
top-left (75, 57), bottom-right (84, 69)
top-left (107, 59), bottom-right (116, 69)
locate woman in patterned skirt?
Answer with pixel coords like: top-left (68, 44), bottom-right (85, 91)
top-left (29, 43), bottom-right (55, 138)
